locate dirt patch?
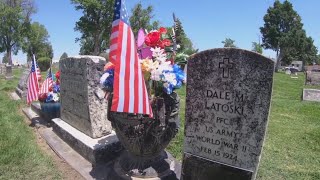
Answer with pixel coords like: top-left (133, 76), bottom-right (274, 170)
top-left (21, 108), bottom-right (84, 180)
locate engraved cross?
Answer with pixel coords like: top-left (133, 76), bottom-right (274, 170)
top-left (219, 58), bottom-right (233, 78)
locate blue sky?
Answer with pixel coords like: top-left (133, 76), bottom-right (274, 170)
top-left (5, 0), bottom-right (320, 63)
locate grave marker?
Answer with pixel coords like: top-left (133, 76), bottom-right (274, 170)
top-left (182, 48), bottom-right (274, 180)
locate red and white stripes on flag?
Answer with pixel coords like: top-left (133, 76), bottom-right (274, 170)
top-left (27, 57), bottom-right (39, 104)
top-left (39, 68), bottom-right (53, 94)
top-left (109, 0), bottom-right (153, 117)
top-left (33, 54), bottom-right (41, 81)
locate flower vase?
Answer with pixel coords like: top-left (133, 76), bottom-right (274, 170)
top-left (108, 92), bottom-right (180, 179)
top-left (40, 102), bottom-right (61, 121)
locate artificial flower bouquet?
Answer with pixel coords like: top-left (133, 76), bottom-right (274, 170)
top-left (38, 71), bottom-right (61, 103)
top-left (100, 27), bottom-right (186, 98)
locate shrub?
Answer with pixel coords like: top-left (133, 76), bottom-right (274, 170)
top-left (37, 57), bottom-right (51, 71)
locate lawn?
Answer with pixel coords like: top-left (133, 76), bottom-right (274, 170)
top-left (0, 68), bottom-right (62, 179)
top-left (167, 72), bottom-right (320, 180)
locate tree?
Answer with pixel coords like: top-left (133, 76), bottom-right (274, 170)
top-left (2, 53), bottom-right (8, 63)
top-left (72, 0), bottom-right (115, 55)
top-left (22, 22), bottom-right (52, 62)
top-left (60, 52), bottom-right (68, 60)
top-left (129, 2), bottom-right (159, 36)
top-left (252, 42), bottom-right (263, 54)
top-left (173, 18), bottom-right (198, 55)
top-left (260, 0), bottom-right (305, 71)
top-left (0, 0), bottom-right (35, 65)
top-left (222, 38), bottom-right (236, 48)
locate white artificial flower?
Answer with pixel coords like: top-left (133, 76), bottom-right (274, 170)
top-left (163, 72), bottom-right (177, 86)
top-left (150, 69), bottom-right (162, 81)
top-left (176, 44), bottom-right (181, 49)
top-left (53, 93), bottom-right (59, 102)
top-left (151, 47), bottom-right (167, 63)
top-left (100, 72), bottom-right (110, 85)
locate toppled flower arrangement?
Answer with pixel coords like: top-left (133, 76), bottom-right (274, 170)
top-left (38, 71), bottom-right (60, 103)
top-left (100, 27), bottom-right (186, 96)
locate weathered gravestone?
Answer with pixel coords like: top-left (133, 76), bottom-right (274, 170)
top-left (0, 64), bottom-right (5, 75)
top-left (15, 68), bottom-right (30, 100)
top-left (303, 89), bottom-right (320, 102)
top-left (306, 71), bottom-right (320, 85)
top-left (59, 55), bottom-right (112, 138)
top-left (53, 55), bottom-right (121, 164)
top-left (5, 64), bottom-right (14, 79)
top-left (182, 48), bottom-right (274, 180)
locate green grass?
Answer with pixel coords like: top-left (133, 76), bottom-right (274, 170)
top-left (168, 72), bottom-right (320, 179)
top-left (0, 69), bottom-right (62, 179)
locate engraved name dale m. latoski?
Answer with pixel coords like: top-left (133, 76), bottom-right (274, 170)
top-left (205, 89), bottom-right (245, 115)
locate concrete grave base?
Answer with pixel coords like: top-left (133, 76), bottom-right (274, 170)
top-left (303, 89), bottom-right (320, 102)
top-left (15, 86), bottom-right (26, 100)
top-left (52, 118), bottom-right (122, 164)
top-left (10, 92), bottom-right (21, 101)
top-left (5, 76), bottom-right (14, 80)
top-left (40, 128), bottom-right (112, 180)
top-left (41, 128), bottom-right (180, 180)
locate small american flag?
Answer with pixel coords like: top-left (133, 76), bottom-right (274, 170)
top-left (109, 0), bottom-right (153, 117)
top-left (39, 68), bottom-right (53, 94)
top-left (33, 55), bottom-right (41, 81)
top-left (27, 57), bottom-right (39, 104)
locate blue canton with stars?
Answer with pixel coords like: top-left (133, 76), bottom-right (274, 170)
top-left (113, 0), bottom-right (129, 25)
top-left (31, 60), bottom-right (36, 73)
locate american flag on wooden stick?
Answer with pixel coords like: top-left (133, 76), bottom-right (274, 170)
top-left (33, 54), bottom-right (41, 81)
top-left (27, 57), bottom-right (39, 104)
top-left (39, 68), bottom-right (53, 94)
top-left (109, 0), bottom-right (153, 117)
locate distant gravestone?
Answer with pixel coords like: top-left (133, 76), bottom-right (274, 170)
top-left (303, 89), bottom-right (320, 102)
top-left (15, 68), bottom-right (30, 100)
top-left (182, 48), bottom-right (274, 180)
top-left (59, 56), bottom-right (112, 138)
top-left (306, 71), bottom-right (320, 85)
top-left (0, 64), bottom-right (4, 75)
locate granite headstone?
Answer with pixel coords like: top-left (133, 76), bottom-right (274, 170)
top-left (15, 68), bottom-right (30, 100)
top-left (0, 64), bottom-right (5, 75)
top-left (182, 48), bottom-right (274, 180)
top-left (60, 56), bottom-right (112, 138)
top-left (306, 71), bottom-right (320, 85)
top-left (303, 89), bottom-right (320, 102)
top-left (5, 64), bottom-right (13, 79)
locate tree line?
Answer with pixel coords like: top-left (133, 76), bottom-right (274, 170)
top-left (71, 0), bottom-right (198, 58)
top-left (0, 0), bottom-right (54, 71)
top-left (221, 0), bottom-right (319, 71)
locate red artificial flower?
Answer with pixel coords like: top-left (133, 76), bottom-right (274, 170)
top-left (55, 71), bottom-right (60, 80)
top-left (38, 93), bottom-right (48, 102)
top-left (162, 39), bottom-right (171, 47)
top-left (145, 31), bottom-right (161, 47)
top-left (159, 27), bottom-right (167, 34)
top-left (48, 86), bottom-right (53, 92)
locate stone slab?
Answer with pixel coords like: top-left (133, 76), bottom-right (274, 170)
top-left (303, 89), bottom-right (320, 102)
top-left (52, 118), bottom-right (122, 164)
top-left (183, 48), bottom-right (274, 180)
top-left (10, 92), bottom-right (21, 101)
